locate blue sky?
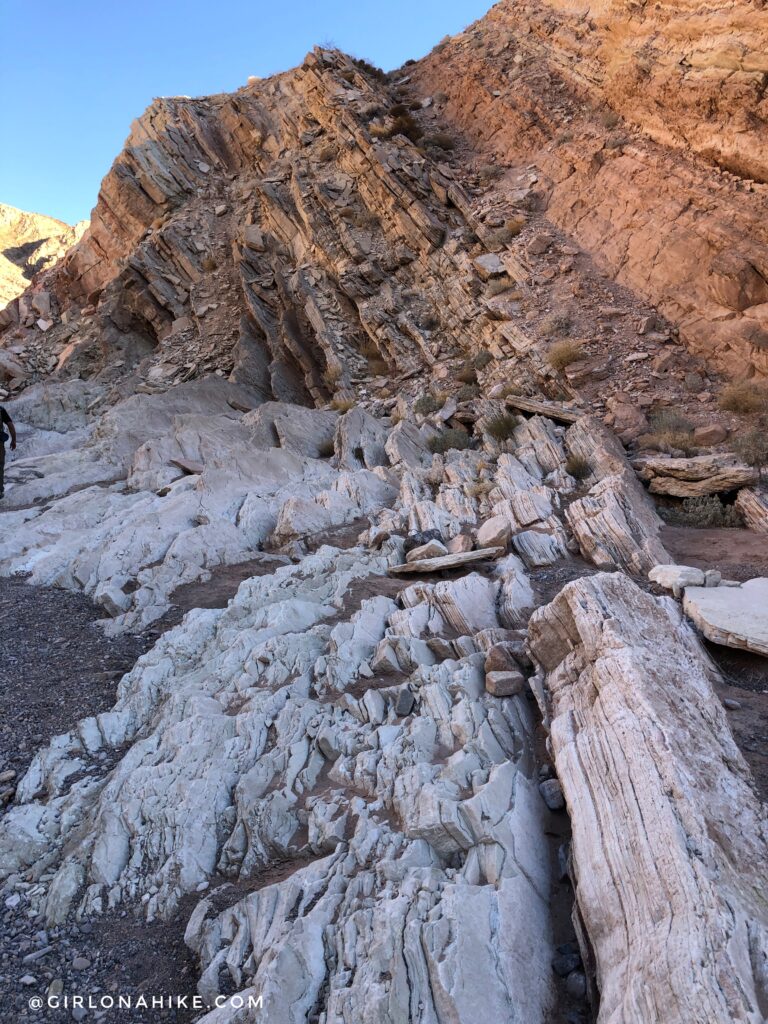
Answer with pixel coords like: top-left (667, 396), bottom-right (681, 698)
top-left (1, 0), bottom-right (492, 225)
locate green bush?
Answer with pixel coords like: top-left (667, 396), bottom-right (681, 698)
top-left (660, 495), bottom-right (743, 528)
top-left (473, 350), bottom-right (493, 370)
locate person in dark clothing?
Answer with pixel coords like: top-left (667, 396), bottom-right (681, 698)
top-left (0, 406), bottom-right (17, 499)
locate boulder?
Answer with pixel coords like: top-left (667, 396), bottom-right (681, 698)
top-left (605, 397), bottom-right (649, 443)
top-left (406, 539), bottom-right (448, 562)
top-left (648, 563), bottom-right (704, 597)
top-left (476, 515), bottom-right (512, 549)
top-left (693, 423), bottom-right (727, 446)
top-left (683, 578), bottom-right (768, 657)
top-left (390, 547), bottom-right (505, 575)
top-left (446, 534), bottom-right (473, 554)
top-left (637, 454), bottom-right (758, 497)
top-left (485, 669), bottom-right (525, 697)
top-left (334, 407), bottom-right (390, 469)
top-left (528, 573), bottom-right (768, 1024)
top-left (734, 487), bottom-right (768, 533)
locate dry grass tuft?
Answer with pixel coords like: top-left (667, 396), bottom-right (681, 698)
top-left (546, 339), bottom-right (583, 371)
top-left (719, 382), bottom-right (768, 415)
top-left (485, 412), bottom-right (519, 441)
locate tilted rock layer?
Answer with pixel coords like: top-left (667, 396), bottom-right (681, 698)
top-left (1, 5), bottom-right (767, 1023)
top-left (411, 0), bottom-right (768, 378)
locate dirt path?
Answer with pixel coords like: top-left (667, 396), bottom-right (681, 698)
top-left (0, 576), bottom-right (150, 788)
top-left (0, 577), bottom-right (203, 1023)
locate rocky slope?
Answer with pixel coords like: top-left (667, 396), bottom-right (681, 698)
top-left (1, 10), bottom-right (767, 1024)
top-left (0, 204), bottom-right (86, 309)
top-left (412, 0), bottom-right (768, 379)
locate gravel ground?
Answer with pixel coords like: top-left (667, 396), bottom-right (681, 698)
top-left (0, 577), bottom-right (199, 1023)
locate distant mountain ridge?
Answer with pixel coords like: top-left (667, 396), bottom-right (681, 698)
top-left (0, 202), bottom-right (86, 307)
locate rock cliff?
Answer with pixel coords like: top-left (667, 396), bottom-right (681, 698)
top-left (0, 7), bottom-right (767, 1024)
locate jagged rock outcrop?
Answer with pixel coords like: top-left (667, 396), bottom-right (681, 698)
top-left (0, 202), bottom-right (86, 309)
top-left (1, 11), bottom-right (767, 1024)
top-left (528, 573), bottom-right (768, 1024)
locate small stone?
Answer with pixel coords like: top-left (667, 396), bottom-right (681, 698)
top-left (446, 534), bottom-right (473, 554)
top-left (693, 423), bottom-right (727, 446)
top-left (539, 778), bottom-right (565, 811)
top-left (528, 232), bottom-right (556, 255)
top-left (72, 1008), bottom-right (88, 1022)
top-left (552, 951), bottom-right (581, 977)
top-left (704, 569), bottom-right (722, 587)
top-left (566, 971), bottom-right (587, 998)
top-left (214, 204), bottom-right (228, 216)
top-left (485, 669), bottom-right (525, 697)
top-left (20, 974), bottom-right (37, 986)
top-left (72, 956), bottom-right (91, 971)
top-left (476, 515), bottom-right (512, 549)
top-left (405, 539), bottom-right (448, 562)
top-left (394, 689), bottom-right (415, 717)
top-left (723, 698), bottom-right (742, 711)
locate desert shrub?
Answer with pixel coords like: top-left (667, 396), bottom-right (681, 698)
top-left (605, 134), bottom-right (629, 150)
top-left (367, 355), bottom-right (389, 376)
top-left (600, 109), bottom-right (620, 129)
top-left (565, 453), bottom-right (591, 480)
top-left (661, 495), bottom-right (743, 528)
top-left (414, 393), bottom-right (444, 415)
top-left (546, 340), bottom-right (583, 371)
top-left (734, 426), bottom-right (768, 478)
top-left (540, 312), bottom-right (573, 337)
top-left (330, 396), bottom-right (356, 412)
top-left (485, 412), bottom-right (519, 441)
top-left (473, 350), bottom-right (493, 370)
top-left (456, 382), bottom-right (481, 402)
top-left (353, 58), bottom-right (387, 81)
top-left (644, 431), bottom-right (699, 456)
top-left (369, 122), bottom-right (392, 139)
top-left (391, 113), bottom-right (422, 142)
top-left (324, 363), bottom-right (342, 386)
top-left (389, 103), bottom-right (408, 117)
top-left (643, 408), bottom-right (698, 454)
top-left (719, 382), bottom-right (768, 415)
top-left (456, 363), bottom-right (478, 384)
top-left (649, 409), bottom-right (693, 433)
top-left (426, 132), bottom-right (455, 150)
top-left (477, 164), bottom-right (504, 183)
top-left (428, 427), bottom-right (473, 454)
top-left (432, 90), bottom-right (448, 104)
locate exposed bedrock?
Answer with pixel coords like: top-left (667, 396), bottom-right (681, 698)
top-left (528, 572), bottom-right (768, 1024)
